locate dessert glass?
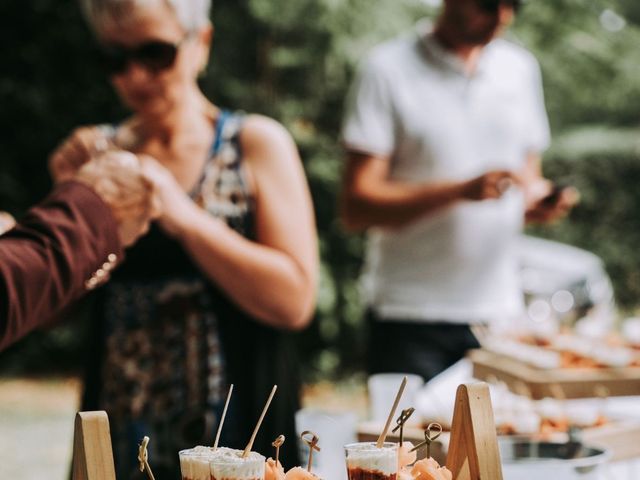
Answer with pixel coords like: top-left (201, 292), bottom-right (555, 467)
top-left (344, 442), bottom-right (398, 480)
top-left (209, 448), bottom-right (266, 480)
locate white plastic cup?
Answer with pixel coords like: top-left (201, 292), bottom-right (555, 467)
top-left (368, 373), bottom-right (424, 425)
top-left (179, 447), bottom-right (218, 480)
top-left (295, 409), bottom-right (357, 480)
top-left (344, 442), bottom-right (398, 480)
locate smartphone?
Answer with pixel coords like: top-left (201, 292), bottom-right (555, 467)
top-left (541, 184), bottom-right (570, 206)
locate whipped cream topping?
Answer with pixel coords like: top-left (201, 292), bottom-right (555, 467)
top-left (345, 443), bottom-right (397, 476)
top-left (180, 447), bottom-right (261, 480)
top-left (210, 448), bottom-right (265, 479)
top-left (180, 446), bottom-right (219, 480)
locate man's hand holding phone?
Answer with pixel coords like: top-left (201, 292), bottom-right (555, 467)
top-left (526, 183), bottom-right (580, 224)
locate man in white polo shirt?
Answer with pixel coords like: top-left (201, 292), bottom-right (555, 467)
top-left (340, 0), bottom-right (575, 381)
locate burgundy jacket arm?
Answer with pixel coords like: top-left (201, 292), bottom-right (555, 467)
top-left (0, 181), bottom-right (123, 350)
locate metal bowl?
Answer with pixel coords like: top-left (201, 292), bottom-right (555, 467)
top-left (499, 438), bottom-right (610, 480)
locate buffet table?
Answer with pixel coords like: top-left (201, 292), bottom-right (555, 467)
top-left (358, 358), bottom-right (640, 480)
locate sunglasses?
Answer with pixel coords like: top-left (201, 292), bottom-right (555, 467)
top-left (477, 0), bottom-right (522, 13)
top-left (98, 39), bottom-right (182, 75)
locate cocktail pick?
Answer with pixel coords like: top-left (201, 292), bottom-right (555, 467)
top-left (594, 384), bottom-right (610, 422)
top-left (515, 381), bottom-right (532, 399)
top-left (550, 383), bottom-right (566, 401)
top-left (410, 423), bottom-right (442, 459)
top-left (594, 384), bottom-right (609, 399)
top-left (301, 431), bottom-right (321, 473)
top-left (272, 435), bottom-right (286, 465)
top-left (137, 436), bottom-right (156, 480)
top-left (376, 376), bottom-right (408, 448)
top-left (214, 384), bottom-right (234, 450)
top-left (243, 385), bottom-right (278, 458)
top-left (392, 407), bottom-right (415, 446)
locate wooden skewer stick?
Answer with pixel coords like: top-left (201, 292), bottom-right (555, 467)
top-left (301, 431), bottom-right (321, 473)
top-left (272, 435), bottom-right (285, 465)
top-left (137, 436), bottom-right (156, 480)
top-left (550, 383), bottom-right (566, 401)
top-left (376, 376), bottom-right (408, 448)
top-left (214, 384), bottom-right (234, 449)
top-left (243, 385), bottom-right (278, 458)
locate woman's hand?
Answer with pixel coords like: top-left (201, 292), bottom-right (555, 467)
top-left (138, 155), bottom-right (199, 238)
top-left (49, 126), bottom-right (113, 183)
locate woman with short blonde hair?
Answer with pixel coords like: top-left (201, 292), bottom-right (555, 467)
top-left (50, 0), bottom-right (318, 476)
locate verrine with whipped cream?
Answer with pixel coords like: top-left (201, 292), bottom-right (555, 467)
top-left (179, 447), bottom-right (265, 480)
top-left (344, 442), bottom-right (398, 480)
top-left (179, 446), bottom-right (221, 480)
top-left (209, 448), bottom-right (265, 480)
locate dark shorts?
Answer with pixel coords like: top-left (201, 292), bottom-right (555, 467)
top-left (366, 310), bottom-right (481, 382)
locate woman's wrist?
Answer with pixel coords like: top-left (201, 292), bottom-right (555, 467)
top-left (171, 200), bottom-right (226, 242)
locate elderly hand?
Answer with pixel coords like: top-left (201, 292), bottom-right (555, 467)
top-left (138, 155), bottom-right (199, 239)
top-left (49, 126), bottom-right (114, 183)
top-left (75, 151), bottom-right (159, 247)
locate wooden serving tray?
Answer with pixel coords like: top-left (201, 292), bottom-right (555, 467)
top-left (359, 417), bottom-right (640, 463)
top-left (470, 348), bottom-right (640, 399)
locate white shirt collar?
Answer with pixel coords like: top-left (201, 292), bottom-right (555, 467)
top-left (418, 22), bottom-right (492, 78)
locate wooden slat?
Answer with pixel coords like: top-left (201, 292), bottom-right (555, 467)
top-left (72, 411), bottom-right (116, 480)
top-left (446, 383), bottom-right (503, 480)
top-left (471, 349), bottom-right (640, 399)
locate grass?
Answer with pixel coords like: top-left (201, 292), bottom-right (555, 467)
top-left (0, 377), bottom-right (81, 480)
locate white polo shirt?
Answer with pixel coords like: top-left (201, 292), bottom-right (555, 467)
top-left (341, 26), bottom-right (551, 324)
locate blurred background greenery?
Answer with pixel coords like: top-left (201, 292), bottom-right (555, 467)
top-left (1, 0), bottom-right (639, 381)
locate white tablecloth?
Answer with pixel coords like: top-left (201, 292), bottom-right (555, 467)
top-left (604, 460), bottom-right (640, 480)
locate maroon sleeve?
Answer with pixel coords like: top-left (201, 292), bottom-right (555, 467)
top-left (0, 181), bottom-right (124, 350)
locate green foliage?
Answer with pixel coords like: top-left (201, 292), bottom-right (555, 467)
top-left (514, 0), bottom-right (640, 128)
top-left (529, 126), bottom-right (640, 309)
top-left (1, 0), bottom-right (640, 378)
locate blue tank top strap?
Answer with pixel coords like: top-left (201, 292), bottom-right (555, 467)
top-left (190, 109), bottom-right (253, 237)
top-left (210, 109), bottom-right (230, 157)
top-left (190, 110), bottom-right (232, 198)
